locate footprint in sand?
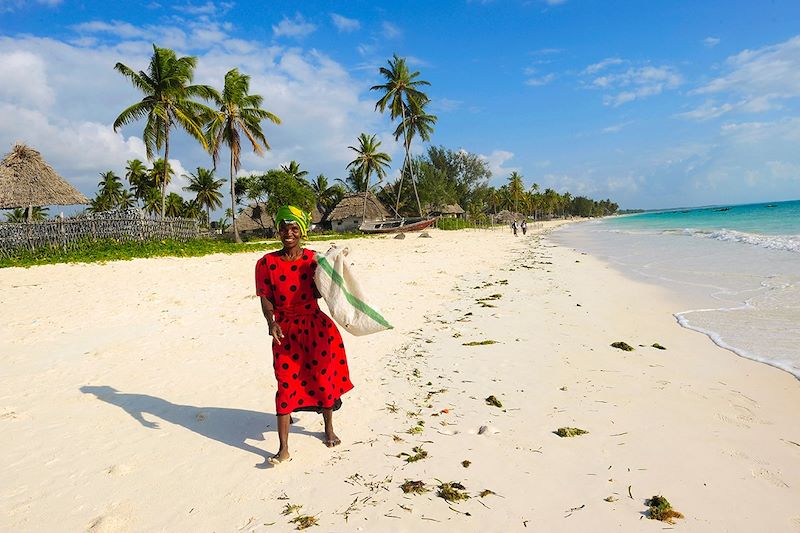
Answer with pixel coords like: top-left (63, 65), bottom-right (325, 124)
top-left (717, 412), bottom-right (751, 429)
top-left (752, 467), bottom-right (790, 489)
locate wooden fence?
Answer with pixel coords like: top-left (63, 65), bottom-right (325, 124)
top-left (0, 209), bottom-right (201, 256)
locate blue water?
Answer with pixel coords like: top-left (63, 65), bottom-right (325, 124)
top-left (554, 199), bottom-right (800, 379)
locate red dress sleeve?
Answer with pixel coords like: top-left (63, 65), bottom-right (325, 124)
top-left (255, 255), bottom-right (274, 301)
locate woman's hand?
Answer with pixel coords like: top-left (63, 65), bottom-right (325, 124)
top-left (269, 322), bottom-right (285, 344)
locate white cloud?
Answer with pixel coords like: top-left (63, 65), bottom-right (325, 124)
top-left (0, 0), bottom-right (61, 11)
top-left (588, 64), bottom-right (682, 106)
top-left (525, 73), bottom-right (556, 86)
top-left (687, 35), bottom-right (800, 119)
top-left (479, 150), bottom-right (518, 179)
top-left (703, 36), bottom-right (721, 47)
top-left (330, 13), bottom-right (360, 33)
top-left (601, 121), bottom-right (633, 133)
top-left (0, 51), bottom-right (55, 109)
top-left (544, 0), bottom-right (567, 5)
top-left (583, 57), bottom-right (623, 75)
top-left (676, 99), bottom-right (735, 121)
top-left (382, 21), bottom-right (402, 39)
top-left (172, 1), bottom-right (233, 16)
top-left (272, 14), bottom-right (317, 39)
top-left (432, 98), bottom-right (462, 112)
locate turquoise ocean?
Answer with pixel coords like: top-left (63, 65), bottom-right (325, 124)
top-left (553, 200), bottom-right (800, 379)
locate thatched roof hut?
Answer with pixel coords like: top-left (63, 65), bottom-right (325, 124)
top-left (327, 192), bottom-right (390, 222)
top-left (0, 144), bottom-right (89, 210)
top-left (428, 203), bottom-right (465, 217)
top-left (235, 202), bottom-right (275, 235)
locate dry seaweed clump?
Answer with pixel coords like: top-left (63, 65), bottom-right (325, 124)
top-left (463, 340), bottom-right (498, 346)
top-left (437, 482), bottom-right (470, 502)
top-left (399, 446), bottom-right (428, 463)
top-left (485, 395), bottom-right (503, 408)
top-left (400, 480), bottom-right (429, 494)
top-left (555, 427), bottom-right (589, 437)
top-left (651, 343), bottom-right (667, 350)
top-left (646, 495), bottom-right (684, 524)
top-left (289, 514), bottom-right (319, 530)
top-left (611, 341), bottom-right (634, 351)
top-left (479, 489), bottom-right (496, 498)
top-left (461, 460), bottom-right (471, 468)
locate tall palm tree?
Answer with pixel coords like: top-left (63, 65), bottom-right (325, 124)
top-left (113, 44), bottom-right (214, 218)
top-left (371, 54), bottom-right (432, 217)
top-left (346, 133), bottom-right (392, 218)
top-left (183, 167), bottom-right (225, 225)
top-left (206, 67), bottom-right (281, 243)
top-left (507, 171), bottom-right (524, 214)
top-left (142, 188), bottom-right (163, 216)
top-left (391, 97), bottom-right (437, 215)
top-left (310, 174), bottom-right (339, 212)
top-left (281, 160), bottom-right (308, 182)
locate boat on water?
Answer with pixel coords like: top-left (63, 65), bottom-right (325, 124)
top-left (359, 217), bottom-right (437, 234)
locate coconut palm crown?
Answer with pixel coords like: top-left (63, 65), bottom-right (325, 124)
top-left (346, 133), bottom-right (391, 218)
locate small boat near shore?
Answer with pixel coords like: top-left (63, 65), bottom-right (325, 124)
top-left (359, 217), bottom-right (437, 234)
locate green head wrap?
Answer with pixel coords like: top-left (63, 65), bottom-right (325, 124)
top-left (276, 205), bottom-right (311, 237)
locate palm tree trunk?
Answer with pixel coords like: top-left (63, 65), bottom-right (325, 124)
top-left (230, 149), bottom-right (241, 243)
top-left (162, 128), bottom-right (169, 220)
top-left (400, 104), bottom-right (423, 217)
top-left (362, 172), bottom-right (369, 220)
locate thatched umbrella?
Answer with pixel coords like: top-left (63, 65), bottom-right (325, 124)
top-left (0, 143), bottom-right (89, 221)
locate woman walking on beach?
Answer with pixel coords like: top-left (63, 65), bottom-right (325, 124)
top-left (255, 205), bottom-right (353, 465)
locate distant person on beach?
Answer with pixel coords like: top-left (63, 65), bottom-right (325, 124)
top-left (255, 205), bottom-right (353, 465)
top-left (511, 220), bottom-right (518, 236)
top-left (521, 220), bottom-right (527, 235)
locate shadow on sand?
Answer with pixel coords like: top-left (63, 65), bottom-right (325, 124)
top-left (80, 385), bottom-right (320, 469)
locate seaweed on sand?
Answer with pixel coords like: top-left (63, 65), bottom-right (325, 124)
top-left (485, 395), bottom-right (503, 408)
top-left (289, 514), bottom-right (319, 530)
top-left (282, 503), bottom-right (303, 515)
top-left (479, 489), bottom-right (496, 497)
top-left (399, 446), bottom-right (428, 462)
top-left (463, 340), bottom-right (498, 346)
top-left (651, 343), bottom-right (667, 350)
top-left (400, 480), bottom-right (429, 494)
top-left (461, 460), bottom-right (471, 468)
top-left (646, 495), bottom-right (684, 524)
top-left (555, 427), bottom-right (588, 437)
top-left (611, 341), bottom-right (634, 351)
top-left (437, 482), bottom-right (470, 503)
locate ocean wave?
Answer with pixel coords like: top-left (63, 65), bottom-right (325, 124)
top-left (671, 228), bottom-right (800, 253)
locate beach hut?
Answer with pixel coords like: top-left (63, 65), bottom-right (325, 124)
top-left (234, 202), bottom-right (275, 238)
top-left (0, 143), bottom-right (89, 220)
top-left (428, 203), bottom-right (465, 219)
top-left (326, 192), bottom-right (390, 232)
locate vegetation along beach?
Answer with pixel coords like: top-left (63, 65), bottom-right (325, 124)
top-left (2, 1), bottom-right (799, 531)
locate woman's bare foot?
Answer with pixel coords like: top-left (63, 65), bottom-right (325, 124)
top-left (268, 448), bottom-right (291, 464)
top-left (323, 432), bottom-right (341, 447)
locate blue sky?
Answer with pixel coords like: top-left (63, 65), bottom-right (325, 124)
top-left (1, 0), bottom-right (799, 210)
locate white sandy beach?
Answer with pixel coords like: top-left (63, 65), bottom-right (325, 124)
top-left (1, 222), bottom-right (799, 532)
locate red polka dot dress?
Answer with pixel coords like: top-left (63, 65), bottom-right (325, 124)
top-left (255, 249), bottom-right (353, 415)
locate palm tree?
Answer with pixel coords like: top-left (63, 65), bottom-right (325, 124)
top-left (113, 44), bottom-right (214, 218)
top-left (118, 190), bottom-right (137, 210)
top-left (346, 133), bottom-right (392, 218)
top-left (371, 54), bottom-right (432, 216)
top-left (125, 159), bottom-right (150, 203)
top-left (310, 174), bottom-right (339, 213)
top-left (507, 171), bottom-right (524, 214)
top-left (391, 97), bottom-right (437, 215)
top-left (281, 160), bottom-right (308, 182)
top-left (142, 188), bottom-right (162, 216)
top-left (6, 206), bottom-right (48, 222)
top-left (98, 171), bottom-right (124, 207)
top-left (183, 167), bottom-right (225, 226)
top-left (206, 67), bottom-right (281, 243)
top-left (164, 192), bottom-right (185, 217)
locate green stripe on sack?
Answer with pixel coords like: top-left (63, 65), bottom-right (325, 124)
top-left (317, 256), bottom-right (393, 330)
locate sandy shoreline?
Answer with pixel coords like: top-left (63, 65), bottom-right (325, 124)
top-left (1, 222), bottom-right (799, 532)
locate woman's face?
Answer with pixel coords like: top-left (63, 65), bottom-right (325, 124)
top-left (278, 221), bottom-right (301, 248)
